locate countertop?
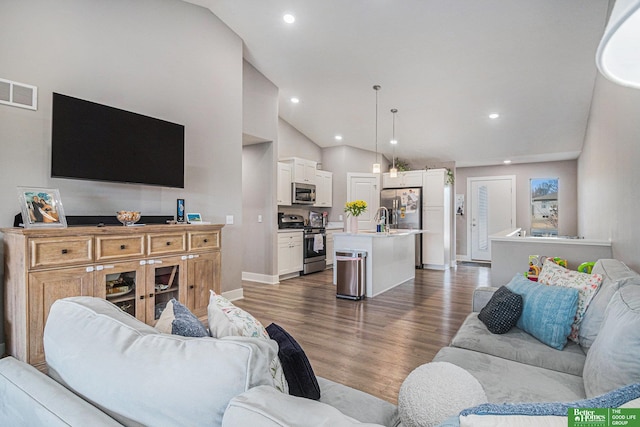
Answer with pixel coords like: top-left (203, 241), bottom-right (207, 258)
top-left (334, 229), bottom-right (427, 238)
top-left (490, 228), bottom-right (611, 246)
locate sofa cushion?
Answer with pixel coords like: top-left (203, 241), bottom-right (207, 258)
top-left (451, 313), bottom-right (586, 376)
top-left (0, 356), bottom-right (123, 427)
top-left (155, 298), bottom-right (208, 337)
top-left (44, 296), bottom-right (277, 427)
top-left (398, 362), bottom-right (487, 427)
top-left (222, 385), bottom-right (384, 427)
top-left (580, 259), bottom-right (640, 349)
top-left (506, 274), bottom-right (579, 350)
top-left (316, 377), bottom-right (400, 427)
top-left (583, 286), bottom-right (640, 397)
top-left (538, 259), bottom-right (603, 342)
top-left (208, 291), bottom-right (288, 394)
top-left (477, 286), bottom-right (523, 334)
top-left (266, 323), bottom-right (320, 400)
top-left (433, 346), bottom-right (586, 403)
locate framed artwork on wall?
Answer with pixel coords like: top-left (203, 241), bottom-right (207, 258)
top-left (17, 187), bottom-right (67, 228)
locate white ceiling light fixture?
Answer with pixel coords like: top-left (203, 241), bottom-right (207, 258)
top-left (372, 85), bottom-right (381, 174)
top-left (283, 13), bottom-right (295, 24)
top-left (489, 113), bottom-right (500, 119)
top-left (290, 97), bottom-right (299, 104)
top-left (335, 135), bottom-right (343, 141)
top-left (503, 159), bottom-right (512, 164)
top-left (389, 108), bottom-right (398, 178)
top-left (596, 0), bottom-right (640, 89)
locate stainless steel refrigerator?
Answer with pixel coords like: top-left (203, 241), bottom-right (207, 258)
top-left (380, 188), bottom-right (422, 267)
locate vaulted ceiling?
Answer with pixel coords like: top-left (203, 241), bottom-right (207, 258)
top-left (188, 0), bottom-right (611, 167)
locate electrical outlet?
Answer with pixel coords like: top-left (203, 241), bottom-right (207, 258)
top-left (339, 214), bottom-right (343, 221)
top-left (226, 215), bottom-right (234, 225)
top-left (258, 215), bottom-right (262, 223)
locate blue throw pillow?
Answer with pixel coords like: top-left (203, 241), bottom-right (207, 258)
top-left (506, 274), bottom-right (578, 350)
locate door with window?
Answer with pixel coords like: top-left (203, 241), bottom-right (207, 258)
top-left (469, 176), bottom-right (516, 261)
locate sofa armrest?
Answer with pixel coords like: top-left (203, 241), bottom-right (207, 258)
top-left (472, 287), bottom-right (499, 312)
top-left (223, 385), bottom-right (385, 426)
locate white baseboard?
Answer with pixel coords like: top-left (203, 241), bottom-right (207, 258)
top-left (222, 288), bottom-right (244, 302)
top-left (242, 271), bottom-right (279, 285)
top-left (456, 255), bottom-right (471, 262)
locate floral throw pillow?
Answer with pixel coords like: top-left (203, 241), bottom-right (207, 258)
top-left (207, 291), bottom-right (288, 394)
top-left (538, 259), bottom-right (603, 343)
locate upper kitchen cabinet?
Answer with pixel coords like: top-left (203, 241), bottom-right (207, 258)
top-left (382, 170), bottom-right (424, 189)
top-left (277, 162), bottom-right (292, 206)
top-left (423, 169), bottom-right (447, 207)
top-left (282, 157), bottom-right (317, 185)
top-left (314, 170), bottom-right (333, 207)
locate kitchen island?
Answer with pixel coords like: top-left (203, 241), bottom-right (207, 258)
top-left (333, 230), bottom-right (425, 298)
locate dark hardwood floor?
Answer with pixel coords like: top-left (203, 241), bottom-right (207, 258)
top-left (234, 264), bottom-right (493, 404)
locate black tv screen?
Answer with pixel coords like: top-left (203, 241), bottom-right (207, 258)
top-left (51, 93), bottom-right (185, 188)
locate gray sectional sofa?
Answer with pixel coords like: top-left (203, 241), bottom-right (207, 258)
top-left (0, 296), bottom-right (399, 426)
top-left (427, 258), bottom-right (640, 424)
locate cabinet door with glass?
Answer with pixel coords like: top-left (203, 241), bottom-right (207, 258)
top-left (145, 255), bottom-right (187, 323)
top-left (95, 260), bottom-right (146, 321)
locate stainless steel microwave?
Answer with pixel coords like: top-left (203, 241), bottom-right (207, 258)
top-left (292, 182), bottom-right (316, 205)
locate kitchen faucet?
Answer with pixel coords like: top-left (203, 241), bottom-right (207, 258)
top-left (374, 206), bottom-right (390, 234)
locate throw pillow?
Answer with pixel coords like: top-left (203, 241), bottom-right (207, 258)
top-left (538, 259), bottom-right (603, 343)
top-left (398, 362), bottom-right (487, 427)
top-left (207, 291), bottom-right (288, 394)
top-left (477, 286), bottom-right (523, 334)
top-left (155, 298), bottom-right (208, 337)
top-left (506, 274), bottom-right (578, 350)
top-left (583, 286), bottom-right (640, 397)
top-left (266, 323), bottom-right (321, 400)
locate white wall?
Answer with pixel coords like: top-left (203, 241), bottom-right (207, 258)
top-left (0, 0), bottom-right (244, 349)
top-left (278, 118), bottom-right (323, 162)
top-left (578, 74), bottom-right (640, 272)
top-left (456, 160), bottom-right (578, 257)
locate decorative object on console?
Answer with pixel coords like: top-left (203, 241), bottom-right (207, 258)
top-left (17, 187), bottom-right (66, 228)
top-left (266, 322), bottom-right (321, 400)
top-left (155, 298), bottom-right (208, 337)
top-left (537, 258), bottom-right (603, 343)
top-left (116, 210), bottom-right (141, 226)
top-left (176, 198), bottom-right (185, 223)
top-left (477, 286), bottom-right (523, 334)
top-left (506, 274), bottom-right (578, 350)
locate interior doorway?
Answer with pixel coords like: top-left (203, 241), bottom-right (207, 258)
top-left (346, 173), bottom-right (380, 231)
top-left (468, 176), bottom-right (516, 261)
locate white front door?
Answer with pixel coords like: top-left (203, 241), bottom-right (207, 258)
top-left (469, 176), bottom-right (516, 261)
top-left (347, 173), bottom-right (380, 231)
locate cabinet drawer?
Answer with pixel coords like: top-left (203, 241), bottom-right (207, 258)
top-left (29, 237), bottom-right (93, 269)
top-left (147, 233), bottom-right (186, 255)
top-left (188, 230), bottom-right (220, 251)
top-left (96, 235), bottom-right (145, 261)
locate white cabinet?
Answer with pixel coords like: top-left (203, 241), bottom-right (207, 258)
top-left (277, 231), bottom-right (303, 275)
top-left (325, 228), bottom-right (342, 266)
top-left (422, 169), bottom-right (451, 270)
top-left (277, 162), bottom-right (292, 206)
top-left (282, 158), bottom-right (317, 185)
top-left (382, 170), bottom-right (424, 188)
top-left (314, 170), bottom-right (333, 207)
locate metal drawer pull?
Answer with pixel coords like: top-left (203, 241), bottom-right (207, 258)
top-left (120, 245), bottom-right (126, 250)
top-left (61, 249), bottom-right (68, 254)
top-left (204, 239), bottom-right (209, 243)
top-left (166, 241), bottom-right (171, 246)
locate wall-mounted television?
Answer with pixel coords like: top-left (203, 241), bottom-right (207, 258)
top-left (51, 93), bottom-right (185, 188)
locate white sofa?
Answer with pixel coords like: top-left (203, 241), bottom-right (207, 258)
top-left (0, 296), bottom-right (400, 427)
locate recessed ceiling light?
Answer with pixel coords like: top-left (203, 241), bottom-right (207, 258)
top-left (283, 14), bottom-right (295, 24)
top-left (390, 139), bottom-right (398, 145)
top-left (489, 113), bottom-right (500, 119)
top-left (290, 97), bottom-right (299, 104)
top-left (503, 159), bottom-right (512, 164)
top-left (335, 135), bottom-right (343, 141)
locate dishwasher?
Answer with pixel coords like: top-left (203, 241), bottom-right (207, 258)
top-left (335, 250), bottom-right (367, 300)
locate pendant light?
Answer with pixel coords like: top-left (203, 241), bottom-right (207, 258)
top-left (372, 85), bottom-right (381, 173)
top-left (389, 108), bottom-right (398, 178)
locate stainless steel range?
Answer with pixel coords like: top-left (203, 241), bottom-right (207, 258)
top-left (279, 214), bottom-right (326, 275)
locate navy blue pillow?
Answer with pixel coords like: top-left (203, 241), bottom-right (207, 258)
top-left (478, 286), bottom-right (523, 334)
top-left (266, 323), bottom-right (320, 400)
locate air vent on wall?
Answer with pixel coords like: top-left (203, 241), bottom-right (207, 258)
top-left (0, 78), bottom-right (37, 110)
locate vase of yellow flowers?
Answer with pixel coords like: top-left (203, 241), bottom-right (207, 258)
top-left (344, 200), bottom-right (367, 233)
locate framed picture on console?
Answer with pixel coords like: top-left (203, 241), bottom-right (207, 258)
top-left (17, 187), bottom-right (67, 228)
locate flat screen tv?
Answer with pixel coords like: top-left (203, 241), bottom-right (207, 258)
top-left (51, 93), bottom-right (185, 188)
